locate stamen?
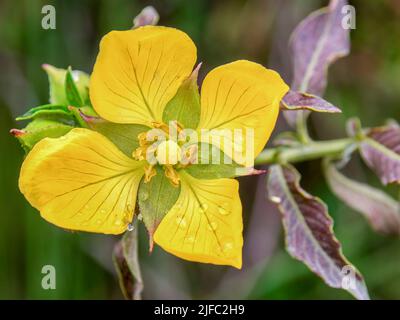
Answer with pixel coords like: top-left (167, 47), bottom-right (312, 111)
top-left (164, 165), bottom-right (180, 187)
top-left (144, 164), bottom-right (156, 183)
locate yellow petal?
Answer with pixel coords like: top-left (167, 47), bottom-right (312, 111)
top-left (19, 128), bottom-right (144, 234)
top-left (90, 26), bottom-right (197, 126)
top-left (154, 171), bottom-right (243, 268)
top-left (198, 60), bottom-right (289, 165)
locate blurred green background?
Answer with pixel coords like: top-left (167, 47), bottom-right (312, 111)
top-left (0, 0), bottom-right (399, 299)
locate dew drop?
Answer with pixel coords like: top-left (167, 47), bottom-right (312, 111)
top-left (207, 221), bottom-right (218, 231)
top-left (222, 241), bottom-right (234, 255)
top-left (84, 204), bottom-right (90, 211)
top-left (218, 205), bottom-right (230, 216)
top-left (114, 220), bottom-right (122, 226)
top-left (96, 219), bottom-right (102, 224)
top-left (199, 203), bottom-right (208, 213)
top-left (174, 202), bottom-right (182, 210)
top-left (127, 223), bottom-right (134, 231)
top-left (184, 235), bottom-right (195, 244)
top-left (175, 216), bottom-right (187, 229)
top-left (100, 209), bottom-right (106, 215)
top-left (270, 196), bottom-right (281, 204)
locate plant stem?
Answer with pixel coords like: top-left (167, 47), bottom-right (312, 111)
top-left (296, 111), bottom-right (311, 144)
top-left (254, 138), bottom-right (354, 165)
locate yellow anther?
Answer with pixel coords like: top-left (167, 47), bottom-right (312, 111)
top-left (144, 164), bottom-right (156, 183)
top-left (164, 165), bottom-right (180, 187)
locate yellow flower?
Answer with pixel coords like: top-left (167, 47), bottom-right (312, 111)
top-left (19, 26), bottom-right (288, 268)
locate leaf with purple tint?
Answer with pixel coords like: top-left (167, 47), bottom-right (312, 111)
top-left (324, 160), bottom-right (400, 235)
top-left (358, 123), bottom-right (400, 185)
top-left (267, 164), bottom-right (369, 300)
top-left (132, 6), bottom-right (159, 28)
top-left (284, 0), bottom-right (350, 127)
top-left (290, 0), bottom-right (350, 94)
top-left (113, 225), bottom-right (144, 300)
top-left (281, 90), bottom-right (341, 113)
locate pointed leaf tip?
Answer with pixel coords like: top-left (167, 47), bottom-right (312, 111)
top-left (324, 159), bottom-right (400, 235)
top-left (133, 6), bottom-right (159, 28)
top-left (281, 91), bottom-right (342, 113)
top-left (267, 164), bottom-right (369, 300)
top-left (357, 123), bottom-right (400, 185)
top-left (10, 128), bottom-right (26, 137)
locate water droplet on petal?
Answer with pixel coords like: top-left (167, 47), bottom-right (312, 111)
top-left (114, 220), bottom-right (122, 226)
top-left (199, 203), bottom-right (208, 213)
top-left (184, 235), bottom-right (195, 244)
top-left (174, 202), bottom-right (183, 211)
top-left (222, 241), bottom-right (234, 255)
top-left (127, 223), bottom-right (134, 231)
top-left (175, 216), bottom-right (187, 229)
top-left (207, 221), bottom-right (218, 231)
top-left (96, 219), bottom-right (102, 224)
top-left (218, 205), bottom-right (230, 216)
top-left (100, 209), bottom-right (106, 215)
top-left (270, 196), bottom-right (281, 204)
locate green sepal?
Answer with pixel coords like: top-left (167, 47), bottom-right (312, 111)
top-left (81, 113), bottom-right (149, 157)
top-left (16, 104), bottom-right (74, 122)
top-left (65, 67), bottom-right (84, 107)
top-left (12, 118), bottom-right (74, 152)
top-left (42, 64), bottom-right (89, 106)
top-left (137, 166), bottom-right (181, 248)
top-left (162, 64), bottom-right (201, 129)
top-left (184, 143), bottom-right (260, 179)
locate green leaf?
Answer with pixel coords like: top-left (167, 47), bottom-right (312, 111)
top-left (65, 67), bottom-right (84, 107)
top-left (184, 143), bottom-right (260, 179)
top-left (162, 64), bottom-right (201, 129)
top-left (42, 64), bottom-right (89, 105)
top-left (11, 118), bottom-right (73, 152)
top-left (113, 226), bottom-right (143, 300)
top-left (82, 115), bottom-right (149, 157)
top-left (16, 104), bottom-right (73, 122)
top-left (137, 166), bottom-right (180, 247)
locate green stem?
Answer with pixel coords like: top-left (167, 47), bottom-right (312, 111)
top-left (296, 111), bottom-right (311, 144)
top-left (254, 138), bottom-right (354, 165)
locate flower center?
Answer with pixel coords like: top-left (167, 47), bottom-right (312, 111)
top-left (133, 121), bottom-right (197, 187)
top-left (155, 140), bottom-right (182, 165)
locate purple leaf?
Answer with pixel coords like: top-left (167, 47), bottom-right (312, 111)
top-left (284, 0), bottom-right (350, 127)
top-left (359, 123), bottom-right (400, 185)
top-left (133, 6), bottom-right (159, 28)
top-left (324, 160), bottom-right (400, 235)
top-left (113, 226), bottom-right (144, 300)
top-left (290, 0), bottom-right (350, 95)
top-left (281, 90), bottom-right (342, 113)
top-left (267, 164), bottom-right (369, 300)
